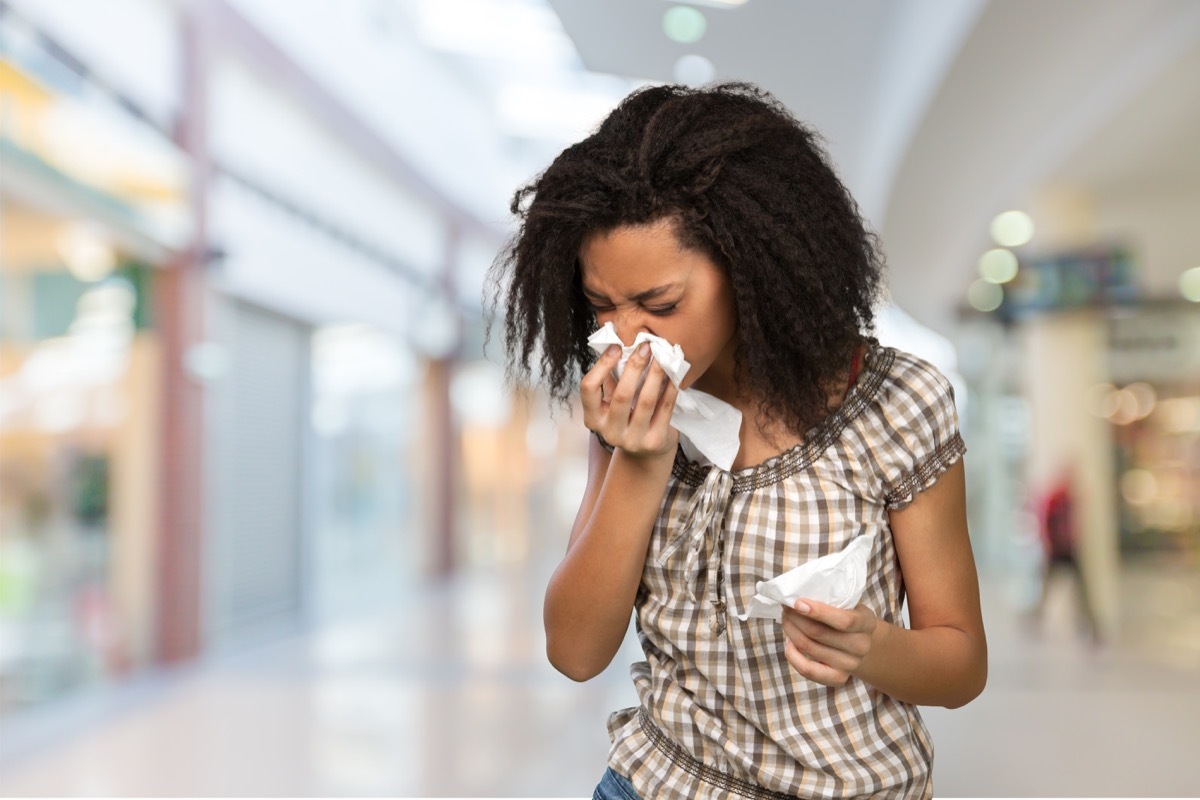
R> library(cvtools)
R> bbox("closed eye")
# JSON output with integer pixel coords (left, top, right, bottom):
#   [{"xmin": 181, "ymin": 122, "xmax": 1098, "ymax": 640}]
[{"xmin": 647, "ymin": 304, "xmax": 678, "ymax": 316}]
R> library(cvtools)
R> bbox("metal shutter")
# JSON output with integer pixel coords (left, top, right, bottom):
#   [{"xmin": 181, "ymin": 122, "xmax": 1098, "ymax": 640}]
[{"xmin": 207, "ymin": 300, "xmax": 309, "ymax": 647}]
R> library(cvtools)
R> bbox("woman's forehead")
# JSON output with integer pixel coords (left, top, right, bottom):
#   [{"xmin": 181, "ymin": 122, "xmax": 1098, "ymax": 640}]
[{"xmin": 579, "ymin": 221, "xmax": 697, "ymax": 288}]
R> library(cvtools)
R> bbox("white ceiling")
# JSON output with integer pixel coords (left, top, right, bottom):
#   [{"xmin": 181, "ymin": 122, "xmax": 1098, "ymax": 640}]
[
  {"xmin": 547, "ymin": 0, "xmax": 984, "ymax": 226},
  {"xmin": 545, "ymin": 0, "xmax": 1200, "ymax": 335},
  {"xmin": 1050, "ymin": 41, "xmax": 1200, "ymax": 196}
]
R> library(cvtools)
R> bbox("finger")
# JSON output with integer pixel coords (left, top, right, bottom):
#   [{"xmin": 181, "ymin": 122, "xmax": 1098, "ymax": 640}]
[
  {"xmin": 782, "ymin": 615, "xmax": 836, "ymax": 652},
  {"xmin": 627, "ymin": 359, "xmax": 668, "ymax": 434},
  {"xmin": 608, "ymin": 342, "xmax": 652, "ymax": 412},
  {"xmin": 600, "ymin": 373, "xmax": 618, "ymax": 408},
  {"xmin": 792, "ymin": 599, "xmax": 865, "ymax": 634},
  {"xmin": 784, "ymin": 609, "xmax": 838, "ymax": 640},
  {"xmin": 784, "ymin": 639, "xmax": 849, "ymax": 688},
  {"xmin": 580, "ymin": 346, "xmax": 621, "ymax": 414},
  {"xmin": 781, "ymin": 622, "xmax": 860, "ymax": 672},
  {"xmin": 649, "ymin": 376, "xmax": 680, "ymax": 428}
]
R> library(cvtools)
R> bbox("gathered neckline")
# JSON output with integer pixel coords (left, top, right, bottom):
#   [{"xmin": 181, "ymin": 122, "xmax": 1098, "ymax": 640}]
[{"xmin": 671, "ymin": 341, "xmax": 895, "ymax": 494}]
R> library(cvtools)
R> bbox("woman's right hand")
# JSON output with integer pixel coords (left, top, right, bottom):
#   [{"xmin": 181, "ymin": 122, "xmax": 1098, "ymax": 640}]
[{"xmin": 581, "ymin": 342, "xmax": 680, "ymax": 460}]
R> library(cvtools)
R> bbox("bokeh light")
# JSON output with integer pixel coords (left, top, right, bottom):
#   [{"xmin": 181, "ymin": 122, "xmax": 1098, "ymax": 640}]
[
  {"xmin": 1120, "ymin": 468, "xmax": 1158, "ymax": 506},
  {"xmin": 1155, "ymin": 397, "xmax": 1200, "ymax": 433},
  {"xmin": 967, "ymin": 278, "xmax": 1003, "ymax": 312},
  {"xmin": 674, "ymin": 54, "xmax": 716, "ymax": 85},
  {"xmin": 57, "ymin": 221, "xmax": 116, "ymax": 282},
  {"xmin": 990, "ymin": 210, "xmax": 1035, "ymax": 247},
  {"xmin": 663, "ymin": 6, "xmax": 707, "ymax": 44},
  {"xmin": 1084, "ymin": 382, "xmax": 1119, "ymax": 418},
  {"xmin": 978, "ymin": 248, "xmax": 1019, "ymax": 284},
  {"xmin": 1180, "ymin": 266, "xmax": 1200, "ymax": 302}
]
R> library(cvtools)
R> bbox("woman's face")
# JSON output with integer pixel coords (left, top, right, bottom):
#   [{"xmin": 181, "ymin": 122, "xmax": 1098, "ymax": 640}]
[{"xmin": 578, "ymin": 218, "xmax": 738, "ymax": 395}]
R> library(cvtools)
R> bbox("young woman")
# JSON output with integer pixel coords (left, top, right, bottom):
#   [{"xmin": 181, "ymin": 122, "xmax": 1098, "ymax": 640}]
[{"xmin": 489, "ymin": 82, "xmax": 986, "ymax": 799}]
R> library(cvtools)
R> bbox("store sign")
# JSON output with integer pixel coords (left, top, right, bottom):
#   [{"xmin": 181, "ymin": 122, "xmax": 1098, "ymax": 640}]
[
  {"xmin": 1108, "ymin": 308, "xmax": 1200, "ymax": 383},
  {"xmin": 1003, "ymin": 245, "xmax": 1137, "ymax": 316}
]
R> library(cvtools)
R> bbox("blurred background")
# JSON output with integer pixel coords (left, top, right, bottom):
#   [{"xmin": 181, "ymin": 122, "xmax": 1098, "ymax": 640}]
[{"xmin": 0, "ymin": 0, "xmax": 1197, "ymax": 796}]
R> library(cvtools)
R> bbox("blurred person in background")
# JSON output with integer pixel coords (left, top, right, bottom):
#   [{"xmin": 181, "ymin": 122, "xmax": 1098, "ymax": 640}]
[
  {"xmin": 1031, "ymin": 465, "xmax": 1102, "ymax": 646},
  {"xmin": 490, "ymin": 82, "xmax": 986, "ymax": 800}
]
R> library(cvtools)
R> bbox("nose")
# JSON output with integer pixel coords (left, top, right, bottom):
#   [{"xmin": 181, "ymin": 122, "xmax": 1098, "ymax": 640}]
[{"xmin": 610, "ymin": 310, "xmax": 651, "ymax": 348}]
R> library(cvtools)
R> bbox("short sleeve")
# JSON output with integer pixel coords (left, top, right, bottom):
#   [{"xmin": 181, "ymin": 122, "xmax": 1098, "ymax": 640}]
[{"xmin": 874, "ymin": 351, "xmax": 967, "ymax": 510}]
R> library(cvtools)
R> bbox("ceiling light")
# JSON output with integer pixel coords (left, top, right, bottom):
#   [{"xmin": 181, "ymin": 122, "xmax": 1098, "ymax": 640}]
[
  {"xmin": 663, "ymin": 6, "xmax": 707, "ymax": 44},
  {"xmin": 978, "ymin": 248, "xmax": 1019, "ymax": 284},
  {"xmin": 663, "ymin": 0, "xmax": 747, "ymax": 8},
  {"xmin": 990, "ymin": 210, "xmax": 1034, "ymax": 248},
  {"xmin": 674, "ymin": 54, "xmax": 715, "ymax": 85},
  {"xmin": 1179, "ymin": 266, "xmax": 1200, "ymax": 302},
  {"xmin": 967, "ymin": 279, "xmax": 1003, "ymax": 312}
]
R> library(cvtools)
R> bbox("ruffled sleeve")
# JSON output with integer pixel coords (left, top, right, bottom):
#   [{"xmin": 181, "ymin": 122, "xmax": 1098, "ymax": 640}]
[{"xmin": 872, "ymin": 351, "xmax": 967, "ymax": 511}]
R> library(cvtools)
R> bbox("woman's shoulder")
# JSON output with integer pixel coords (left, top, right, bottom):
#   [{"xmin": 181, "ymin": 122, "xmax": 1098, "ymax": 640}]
[
  {"xmin": 856, "ymin": 342, "xmax": 965, "ymax": 508},
  {"xmin": 863, "ymin": 342, "xmax": 957, "ymax": 415}
]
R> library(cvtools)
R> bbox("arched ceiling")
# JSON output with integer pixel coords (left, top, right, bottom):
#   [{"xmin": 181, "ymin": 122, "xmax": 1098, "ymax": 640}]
[
  {"xmin": 546, "ymin": 0, "xmax": 1200, "ymax": 335},
  {"xmin": 881, "ymin": 0, "xmax": 1200, "ymax": 334}
]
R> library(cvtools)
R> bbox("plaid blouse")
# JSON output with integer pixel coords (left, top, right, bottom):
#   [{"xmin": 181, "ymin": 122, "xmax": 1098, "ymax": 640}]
[{"xmin": 605, "ymin": 343, "xmax": 966, "ymax": 799}]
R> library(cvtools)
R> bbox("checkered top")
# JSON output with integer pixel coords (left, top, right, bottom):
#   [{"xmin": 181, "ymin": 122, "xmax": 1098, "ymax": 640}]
[{"xmin": 605, "ymin": 344, "xmax": 965, "ymax": 799}]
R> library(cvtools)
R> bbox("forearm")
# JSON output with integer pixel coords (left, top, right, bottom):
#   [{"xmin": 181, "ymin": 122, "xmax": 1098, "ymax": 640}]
[
  {"xmin": 854, "ymin": 619, "xmax": 987, "ymax": 708},
  {"xmin": 544, "ymin": 448, "xmax": 674, "ymax": 681}
]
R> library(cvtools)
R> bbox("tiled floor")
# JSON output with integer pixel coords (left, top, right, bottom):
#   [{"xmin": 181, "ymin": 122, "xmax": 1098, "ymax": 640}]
[{"xmin": 1, "ymin": 555, "xmax": 1197, "ymax": 797}]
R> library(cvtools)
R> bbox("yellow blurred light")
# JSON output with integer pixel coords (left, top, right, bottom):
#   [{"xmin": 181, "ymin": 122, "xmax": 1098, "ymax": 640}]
[
  {"xmin": 1120, "ymin": 469, "xmax": 1157, "ymax": 506},
  {"xmin": 990, "ymin": 210, "xmax": 1035, "ymax": 247},
  {"xmin": 1125, "ymin": 382, "xmax": 1157, "ymax": 420},
  {"xmin": 978, "ymin": 248, "xmax": 1019, "ymax": 284},
  {"xmin": 1180, "ymin": 266, "xmax": 1200, "ymax": 302},
  {"xmin": 1146, "ymin": 499, "xmax": 1192, "ymax": 531},
  {"xmin": 663, "ymin": 6, "xmax": 707, "ymax": 43},
  {"xmin": 1108, "ymin": 388, "xmax": 1142, "ymax": 425},
  {"xmin": 1155, "ymin": 397, "xmax": 1200, "ymax": 433},
  {"xmin": 966, "ymin": 279, "xmax": 1003, "ymax": 312}
]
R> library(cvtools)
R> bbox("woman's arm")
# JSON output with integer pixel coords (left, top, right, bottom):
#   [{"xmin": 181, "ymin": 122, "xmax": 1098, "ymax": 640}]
[
  {"xmin": 544, "ymin": 345, "xmax": 679, "ymax": 682},
  {"xmin": 781, "ymin": 460, "xmax": 987, "ymax": 707}
]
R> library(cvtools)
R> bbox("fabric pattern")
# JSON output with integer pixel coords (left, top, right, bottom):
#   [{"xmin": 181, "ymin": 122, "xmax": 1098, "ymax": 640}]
[{"xmin": 605, "ymin": 343, "xmax": 966, "ymax": 799}]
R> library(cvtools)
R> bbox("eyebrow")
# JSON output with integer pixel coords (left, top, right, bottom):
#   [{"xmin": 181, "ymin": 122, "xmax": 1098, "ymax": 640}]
[{"xmin": 581, "ymin": 283, "xmax": 681, "ymax": 303}]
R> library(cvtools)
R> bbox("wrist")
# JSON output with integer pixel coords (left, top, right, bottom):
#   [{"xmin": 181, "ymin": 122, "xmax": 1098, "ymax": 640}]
[
  {"xmin": 855, "ymin": 616, "xmax": 893, "ymax": 681},
  {"xmin": 594, "ymin": 429, "xmax": 678, "ymax": 465}
]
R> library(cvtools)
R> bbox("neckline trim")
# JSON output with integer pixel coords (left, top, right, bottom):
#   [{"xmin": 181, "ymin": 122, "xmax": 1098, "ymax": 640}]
[{"xmin": 671, "ymin": 341, "xmax": 895, "ymax": 494}]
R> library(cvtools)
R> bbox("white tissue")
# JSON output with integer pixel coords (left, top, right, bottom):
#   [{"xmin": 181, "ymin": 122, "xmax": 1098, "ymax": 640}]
[
  {"xmin": 737, "ymin": 533, "xmax": 877, "ymax": 622},
  {"xmin": 587, "ymin": 323, "xmax": 742, "ymax": 470}
]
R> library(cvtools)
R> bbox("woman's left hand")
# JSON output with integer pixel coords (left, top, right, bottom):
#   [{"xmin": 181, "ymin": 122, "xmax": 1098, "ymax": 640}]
[{"xmin": 781, "ymin": 600, "xmax": 878, "ymax": 687}]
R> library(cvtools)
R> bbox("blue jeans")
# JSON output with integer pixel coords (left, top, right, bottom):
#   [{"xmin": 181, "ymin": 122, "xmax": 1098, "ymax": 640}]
[{"xmin": 593, "ymin": 767, "xmax": 642, "ymax": 800}]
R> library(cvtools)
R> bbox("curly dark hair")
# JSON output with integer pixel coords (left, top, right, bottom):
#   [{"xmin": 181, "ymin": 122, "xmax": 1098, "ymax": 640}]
[{"xmin": 486, "ymin": 81, "xmax": 886, "ymax": 438}]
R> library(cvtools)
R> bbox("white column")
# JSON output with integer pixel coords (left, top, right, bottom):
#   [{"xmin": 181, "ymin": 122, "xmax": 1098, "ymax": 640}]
[{"xmin": 1020, "ymin": 310, "xmax": 1119, "ymax": 636}]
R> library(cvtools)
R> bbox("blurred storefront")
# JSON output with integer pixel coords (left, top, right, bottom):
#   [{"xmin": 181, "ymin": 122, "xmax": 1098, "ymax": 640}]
[
  {"xmin": 1106, "ymin": 303, "xmax": 1200, "ymax": 558},
  {"xmin": 959, "ymin": 230, "xmax": 1200, "ymax": 662},
  {"xmin": 0, "ymin": 0, "xmax": 520, "ymax": 722},
  {"xmin": 0, "ymin": 6, "xmax": 189, "ymax": 712}
]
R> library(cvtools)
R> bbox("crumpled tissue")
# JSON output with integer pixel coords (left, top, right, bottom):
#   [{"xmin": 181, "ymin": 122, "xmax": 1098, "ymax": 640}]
[
  {"xmin": 737, "ymin": 532, "xmax": 877, "ymax": 622},
  {"xmin": 587, "ymin": 322, "xmax": 742, "ymax": 470}
]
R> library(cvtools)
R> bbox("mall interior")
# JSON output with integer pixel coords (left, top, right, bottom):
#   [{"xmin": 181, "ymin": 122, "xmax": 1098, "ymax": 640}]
[{"xmin": 0, "ymin": 0, "xmax": 1198, "ymax": 796}]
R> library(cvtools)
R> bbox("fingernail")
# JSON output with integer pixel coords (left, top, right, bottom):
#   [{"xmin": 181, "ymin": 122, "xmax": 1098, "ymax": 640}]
[
  {"xmin": 606, "ymin": 345, "xmax": 619, "ymax": 357},
  {"xmin": 638, "ymin": 342, "xmax": 650, "ymax": 358},
  {"xmin": 795, "ymin": 601, "xmax": 811, "ymax": 614}
]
